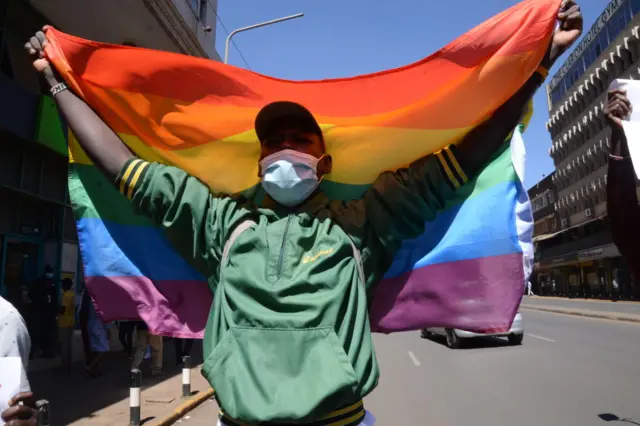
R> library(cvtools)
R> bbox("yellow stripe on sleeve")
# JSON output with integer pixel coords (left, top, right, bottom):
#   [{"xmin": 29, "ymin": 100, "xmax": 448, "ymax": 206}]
[
  {"xmin": 320, "ymin": 400, "xmax": 363, "ymax": 420},
  {"xmin": 443, "ymin": 146, "xmax": 468, "ymax": 184},
  {"xmin": 126, "ymin": 161, "xmax": 149, "ymax": 200},
  {"xmin": 329, "ymin": 410, "xmax": 366, "ymax": 426},
  {"xmin": 435, "ymin": 150, "xmax": 460, "ymax": 189},
  {"xmin": 119, "ymin": 159, "xmax": 142, "ymax": 195}
]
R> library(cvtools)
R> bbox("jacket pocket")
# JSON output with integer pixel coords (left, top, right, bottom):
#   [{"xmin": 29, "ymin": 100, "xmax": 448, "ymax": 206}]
[{"xmin": 202, "ymin": 326, "xmax": 358, "ymax": 423}]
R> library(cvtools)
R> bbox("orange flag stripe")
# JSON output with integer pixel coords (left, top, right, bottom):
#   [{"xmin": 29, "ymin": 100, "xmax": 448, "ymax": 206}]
[
  {"xmin": 67, "ymin": 51, "xmax": 537, "ymax": 151},
  {"xmin": 44, "ymin": 0, "xmax": 556, "ymax": 118}
]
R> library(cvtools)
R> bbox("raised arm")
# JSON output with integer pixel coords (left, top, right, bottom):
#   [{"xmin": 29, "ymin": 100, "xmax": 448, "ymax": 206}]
[
  {"xmin": 25, "ymin": 30, "xmax": 247, "ymax": 276},
  {"xmin": 604, "ymin": 89, "xmax": 640, "ymax": 252},
  {"xmin": 456, "ymin": 0, "xmax": 583, "ymax": 177},
  {"xmin": 25, "ymin": 30, "xmax": 133, "ymax": 180},
  {"xmin": 359, "ymin": 1, "xmax": 583, "ymax": 267}
]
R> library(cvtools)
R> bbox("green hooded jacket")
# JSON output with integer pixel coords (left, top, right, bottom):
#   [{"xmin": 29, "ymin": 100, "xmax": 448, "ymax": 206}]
[{"xmin": 115, "ymin": 145, "xmax": 466, "ymax": 424}]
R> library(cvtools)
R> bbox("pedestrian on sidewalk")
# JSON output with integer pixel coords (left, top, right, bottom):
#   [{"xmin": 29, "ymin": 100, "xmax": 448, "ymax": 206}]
[
  {"xmin": 605, "ymin": 89, "xmax": 640, "ymax": 285},
  {"xmin": 28, "ymin": 267, "xmax": 58, "ymax": 358},
  {"xmin": 173, "ymin": 338, "xmax": 194, "ymax": 367},
  {"xmin": 58, "ymin": 278, "xmax": 76, "ymax": 371},
  {"xmin": 131, "ymin": 321, "xmax": 163, "ymax": 376},
  {"xmin": 85, "ymin": 290, "xmax": 110, "ymax": 377},
  {"xmin": 527, "ymin": 281, "xmax": 535, "ymax": 296},
  {"xmin": 118, "ymin": 320, "xmax": 135, "ymax": 358},
  {"xmin": 78, "ymin": 287, "xmax": 93, "ymax": 371},
  {"xmin": 25, "ymin": 5, "xmax": 583, "ymax": 424}
]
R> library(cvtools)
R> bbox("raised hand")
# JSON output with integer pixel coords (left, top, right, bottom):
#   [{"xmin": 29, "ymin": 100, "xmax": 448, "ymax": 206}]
[
  {"xmin": 605, "ymin": 89, "xmax": 632, "ymax": 128},
  {"xmin": 24, "ymin": 27, "xmax": 59, "ymax": 87},
  {"xmin": 542, "ymin": 0, "xmax": 583, "ymax": 68}
]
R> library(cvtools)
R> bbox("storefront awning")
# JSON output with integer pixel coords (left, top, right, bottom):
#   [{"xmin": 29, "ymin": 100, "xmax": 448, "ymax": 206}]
[
  {"xmin": 533, "ymin": 231, "xmax": 563, "ymax": 242},
  {"xmin": 532, "ymin": 216, "xmax": 605, "ymax": 243}
]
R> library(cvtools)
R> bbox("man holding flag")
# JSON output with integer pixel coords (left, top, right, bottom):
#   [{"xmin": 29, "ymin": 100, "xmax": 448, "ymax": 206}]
[{"xmin": 24, "ymin": 1, "xmax": 581, "ymax": 424}]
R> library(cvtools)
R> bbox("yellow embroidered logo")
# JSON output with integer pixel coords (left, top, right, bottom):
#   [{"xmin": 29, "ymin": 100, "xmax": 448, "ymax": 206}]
[{"xmin": 303, "ymin": 248, "xmax": 335, "ymax": 264}]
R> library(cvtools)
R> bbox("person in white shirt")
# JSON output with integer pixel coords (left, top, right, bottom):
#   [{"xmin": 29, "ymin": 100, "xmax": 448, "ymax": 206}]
[
  {"xmin": 0, "ymin": 296, "xmax": 31, "ymax": 392},
  {"xmin": 0, "ymin": 296, "xmax": 36, "ymax": 425}
]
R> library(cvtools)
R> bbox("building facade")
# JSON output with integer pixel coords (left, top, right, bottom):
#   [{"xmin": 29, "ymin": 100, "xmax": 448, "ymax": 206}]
[
  {"xmin": 528, "ymin": 174, "xmax": 558, "ymax": 295},
  {"xmin": 0, "ymin": 0, "xmax": 218, "ymax": 311},
  {"xmin": 537, "ymin": 0, "xmax": 640, "ymax": 299}
]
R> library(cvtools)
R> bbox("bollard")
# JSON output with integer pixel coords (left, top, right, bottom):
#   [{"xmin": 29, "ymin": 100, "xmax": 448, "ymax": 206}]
[
  {"xmin": 35, "ymin": 399, "xmax": 50, "ymax": 426},
  {"xmin": 130, "ymin": 369, "xmax": 142, "ymax": 426},
  {"xmin": 182, "ymin": 355, "xmax": 191, "ymax": 398}
]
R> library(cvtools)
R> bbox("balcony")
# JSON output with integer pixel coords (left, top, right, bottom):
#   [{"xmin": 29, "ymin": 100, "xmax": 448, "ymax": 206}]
[
  {"xmin": 558, "ymin": 163, "xmax": 608, "ymax": 200},
  {"xmin": 30, "ymin": 0, "xmax": 219, "ymax": 59},
  {"xmin": 540, "ymin": 231, "xmax": 612, "ymax": 261}
]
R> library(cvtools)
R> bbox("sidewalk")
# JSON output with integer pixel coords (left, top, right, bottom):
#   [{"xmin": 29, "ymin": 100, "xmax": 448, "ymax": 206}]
[
  {"xmin": 521, "ymin": 295, "xmax": 640, "ymax": 323},
  {"xmin": 28, "ymin": 338, "xmax": 209, "ymax": 425},
  {"xmin": 179, "ymin": 397, "xmax": 219, "ymax": 425}
]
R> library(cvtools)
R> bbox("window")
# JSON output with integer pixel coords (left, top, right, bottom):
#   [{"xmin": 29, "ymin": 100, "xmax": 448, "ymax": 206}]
[
  {"xmin": 598, "ymin": 31, "xmax": 608, "ymax": 57},
  {"xmin": 622, "ymin": 47, "xmax": 633, "ymax": 69},
  {"xmin": 1, "ymin": 0, "xmax": 50, "ymax": 93},
  {"xmin": 188, "ymin": 0, "xmax": 208, "ymax": 25},
  {"xmin": 551, "ymin": 88, "xmax": 562, "ymax": 106},
  {"xmin": 0, "ymin": 46, "xmax": 12, "ymax": 78},
  {"xmin": 584, "ymin": 45, "xmax": 596, "ymax": 69},
  {"xmin": 199, "ymin": 0, "xmax": 208, "ymax": 25},
  {"xmin": 607, "ymin": 5, "xmax": 632, "ymax": 44},
  {"xmin": 0, "ymin": 0, "xmax": 12, "ymax": 79}
]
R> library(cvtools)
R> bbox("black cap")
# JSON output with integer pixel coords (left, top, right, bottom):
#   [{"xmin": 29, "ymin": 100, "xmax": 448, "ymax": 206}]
[{"xmin": 255, "ymin": 101, "xmax": 322, "ymax": 141}]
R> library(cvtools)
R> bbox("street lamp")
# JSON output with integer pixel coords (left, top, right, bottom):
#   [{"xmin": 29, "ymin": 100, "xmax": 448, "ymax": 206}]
[{"xmin": 224, "ymin": 13, "xmax": 304, "ymax": 64}]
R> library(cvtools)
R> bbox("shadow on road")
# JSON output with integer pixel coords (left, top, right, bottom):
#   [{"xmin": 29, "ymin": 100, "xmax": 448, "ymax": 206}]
[
  {"xmin": 421, "ymin": 333, "xmax": 517, "ymax": 350},
  {"xmin": 599, "ymin": 413, "xmax": 640, "ymax": 425},
  {"xmin": 29, "ymin": 339, "xmax": 204, "ymax": 425}
]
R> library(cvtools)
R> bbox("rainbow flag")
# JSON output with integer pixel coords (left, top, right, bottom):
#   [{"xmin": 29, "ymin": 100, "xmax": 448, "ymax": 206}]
[{"xmin": 45, "ymin": 0, "xmax": 556, "ymax": 338}]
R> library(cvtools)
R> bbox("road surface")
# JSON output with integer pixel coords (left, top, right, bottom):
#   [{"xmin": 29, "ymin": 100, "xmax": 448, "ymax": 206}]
[{"xmin": 184, "ymin": 310, "xmax": 640, "ymax": 425}]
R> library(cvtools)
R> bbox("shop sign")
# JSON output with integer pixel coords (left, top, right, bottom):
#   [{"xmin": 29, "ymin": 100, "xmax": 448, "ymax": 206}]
[
  {"xmin": 20, "ymin": 225, "xmax": 40, "ymax": 236},
  {"xmin": 577, "ymin": 248, "xmax": 605, "ymax": 260}
]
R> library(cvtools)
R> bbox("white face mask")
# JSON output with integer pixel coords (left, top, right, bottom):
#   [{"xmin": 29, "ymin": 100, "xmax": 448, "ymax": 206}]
[{"xmin": 260, "ymin": 149, "xmax": 323, "ymax": 207}]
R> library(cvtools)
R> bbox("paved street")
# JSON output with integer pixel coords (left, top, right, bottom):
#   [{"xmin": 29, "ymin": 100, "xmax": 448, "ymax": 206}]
[{"xmin": 184, "ymin": 310, "xmax": 640, "ymax": 426}]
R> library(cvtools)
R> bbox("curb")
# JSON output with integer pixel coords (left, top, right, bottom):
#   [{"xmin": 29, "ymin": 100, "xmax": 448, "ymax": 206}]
[
  {"xmin": 525, "ymin": 296, "xmax": 640, "ymax": 305},
  {"xmin": 521, "ymin": 306, "xmax": 640, "ymax": 324},
  {"xmin": 151, "ymin": 388, "xmax": 215, "ymax": 426}
]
